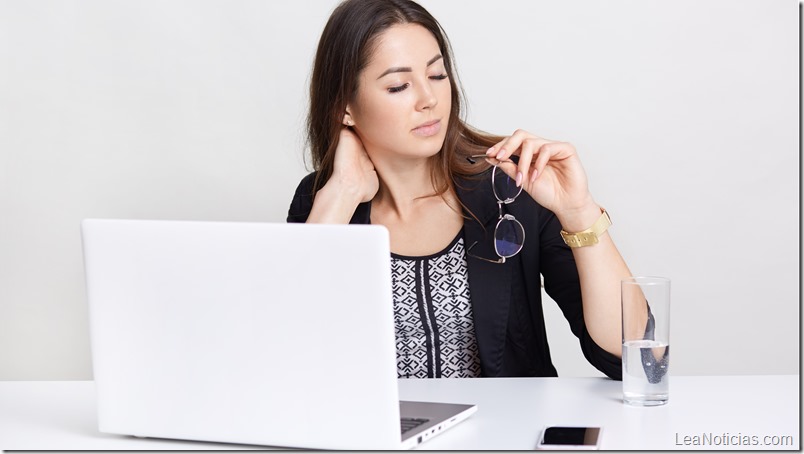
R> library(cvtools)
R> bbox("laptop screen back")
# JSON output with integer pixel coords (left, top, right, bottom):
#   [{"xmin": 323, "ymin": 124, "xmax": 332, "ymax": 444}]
[{"xmin": 82, "ymin": 220, "xmax": 402, "ymax": 449}]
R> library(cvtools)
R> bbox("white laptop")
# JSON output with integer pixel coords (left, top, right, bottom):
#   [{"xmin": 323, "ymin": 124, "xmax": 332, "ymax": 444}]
[{"xmin": 81, "ymin": 219, "xmax": 476, "ymax": 450}]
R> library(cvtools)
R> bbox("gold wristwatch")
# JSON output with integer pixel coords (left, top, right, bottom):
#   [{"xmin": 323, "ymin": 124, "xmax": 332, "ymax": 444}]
[{"xmin": 560, "ymin": 208, "xmax": 611, "ymax": 248}]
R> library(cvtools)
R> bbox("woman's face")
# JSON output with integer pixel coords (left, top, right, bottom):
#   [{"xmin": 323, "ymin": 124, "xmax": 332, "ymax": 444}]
[{"xmin": 346, "ymin": 23, "xmax": 451, "ymax": 162}]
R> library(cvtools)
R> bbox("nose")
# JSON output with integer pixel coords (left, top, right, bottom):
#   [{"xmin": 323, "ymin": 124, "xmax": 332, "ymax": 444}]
[{"xmin": 415, "ymin": 81, "xmax": 438, "ymax": 111}]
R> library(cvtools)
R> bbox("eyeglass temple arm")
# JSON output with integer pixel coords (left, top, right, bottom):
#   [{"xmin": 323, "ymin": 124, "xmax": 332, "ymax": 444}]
[
  {"xmin": 465, "ymin": 154, "xmax": 519, "ymax": 165},
  {"xmin": 466, "ymin": 240, "xmax": 507, "ymax": 264}
]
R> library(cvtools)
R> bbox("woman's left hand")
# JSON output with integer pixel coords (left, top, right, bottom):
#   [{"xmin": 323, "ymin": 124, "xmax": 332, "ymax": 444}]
[
  {"xmin": 487, "ymin": 129, "xmax": 596, "ymax": 220},
  {"xmin": 490, "ymin": 131, "xmax": 631, "ymax": 358}
]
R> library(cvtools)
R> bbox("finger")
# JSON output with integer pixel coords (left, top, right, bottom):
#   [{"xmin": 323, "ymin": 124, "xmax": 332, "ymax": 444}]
[
  {"xmin": 495, "ymin": 159, "xmax": 518, "ymax": 182},
  {"xmin": 517, "ymin": 137, "xmax": 553, "ymax": 186},
  {"xmin": 484, "ymin": 156, "xmax": 502, "ymax": 166},
  {"xmin": 494, "ymin": 129, "xmax": 527, "ymax": 161},
  {"xmin": 485, "ymin": 139, "xmax": 504, "ymax": 157},
  {"xmin": 495, "ymin": 136, "xmax": 552, "ymax": 186},
  {"xmin": 529, "ymin": 144, "xmax": 552, "ymax": 184},
  {"xmin": 530, "ymin": 142, "xmax": 575, "ymax": 184},
  {"xmin": 489, "ymin": 129, "xmax": 537, "ymax": 162}
]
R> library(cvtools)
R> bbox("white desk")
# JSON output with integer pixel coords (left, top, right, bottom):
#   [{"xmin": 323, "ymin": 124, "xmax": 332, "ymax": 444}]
[{"xmin": 0, "ymin": 376, "xmax": 799, "ymax": 450}]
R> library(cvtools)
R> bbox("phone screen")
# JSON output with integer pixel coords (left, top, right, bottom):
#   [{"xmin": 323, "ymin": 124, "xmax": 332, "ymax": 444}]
[{"xmin": 541, "ymin": 426, "xmax": 601, "ymax": 446}]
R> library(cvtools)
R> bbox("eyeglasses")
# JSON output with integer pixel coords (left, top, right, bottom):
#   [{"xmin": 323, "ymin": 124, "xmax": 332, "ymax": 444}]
[{"xmin": 465, "ymin": 155, "xmax": 526, "ymax": 264}]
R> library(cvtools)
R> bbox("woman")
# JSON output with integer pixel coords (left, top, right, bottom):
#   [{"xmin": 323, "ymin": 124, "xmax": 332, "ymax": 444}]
[{"xmin": 288, "ymin": 0, "xmax": 641, "ymax": 379}]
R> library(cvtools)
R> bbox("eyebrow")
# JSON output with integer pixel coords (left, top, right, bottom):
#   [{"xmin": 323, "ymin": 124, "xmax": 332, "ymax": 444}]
[{"xmin": 377, "ymin": 54, "xmax": 443, "ymax": 79}]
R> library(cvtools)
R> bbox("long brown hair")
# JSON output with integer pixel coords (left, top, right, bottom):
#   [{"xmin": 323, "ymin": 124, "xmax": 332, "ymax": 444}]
[{"xmin": 307, "ymin": 0, "xmax": 501, "ymax": 198}]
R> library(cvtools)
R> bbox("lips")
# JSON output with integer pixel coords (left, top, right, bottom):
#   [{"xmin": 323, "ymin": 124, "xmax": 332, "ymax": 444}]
[{"xmin": 412, "ymin": 119, "xmax": 442, "ymax": 137}]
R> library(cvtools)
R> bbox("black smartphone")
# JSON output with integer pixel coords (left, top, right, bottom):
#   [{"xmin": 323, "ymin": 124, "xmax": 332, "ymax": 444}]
[{"xmin": 536, "ymin": 426, "xmax": 602, "ymax": 450}]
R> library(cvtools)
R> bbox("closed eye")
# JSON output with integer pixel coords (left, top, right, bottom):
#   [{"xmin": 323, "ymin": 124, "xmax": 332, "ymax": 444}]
[
  {"xmin": 387, "ymin": 74, "xmax": 447, "ymax": 94},
  {"xmin": 388, "ymin": 83, "xmax": 409, "ymax": 93}
]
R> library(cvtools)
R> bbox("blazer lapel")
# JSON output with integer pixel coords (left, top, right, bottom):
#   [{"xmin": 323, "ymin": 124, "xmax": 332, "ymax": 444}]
[{"xmin": 456, "ymin": 174, "xmax": 513, "ymax": 376}]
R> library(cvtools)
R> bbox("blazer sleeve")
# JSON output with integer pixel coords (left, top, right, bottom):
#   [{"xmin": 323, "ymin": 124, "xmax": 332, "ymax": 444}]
[{"xmin": 538, "ymin": 210, "xmax": 623, "ymax": 380}]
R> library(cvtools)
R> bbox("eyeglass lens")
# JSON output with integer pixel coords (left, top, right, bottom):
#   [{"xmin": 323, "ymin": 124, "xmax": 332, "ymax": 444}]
[
  {"xmin": 491, "ymin": 166, "xmax": 525, "ymax": 258},
  {"xmin": 492, "ymin": 165, "xmax": 523, "ymax": 203},
  {"xmin": 495, "ymin": 215, "xmax": 525, "ymax": 257}
]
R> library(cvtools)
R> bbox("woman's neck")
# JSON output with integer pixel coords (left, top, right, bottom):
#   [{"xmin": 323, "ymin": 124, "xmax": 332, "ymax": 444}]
[{"xmin": 370, "ymin": 155, "xmax": 446, "ymax": 217}]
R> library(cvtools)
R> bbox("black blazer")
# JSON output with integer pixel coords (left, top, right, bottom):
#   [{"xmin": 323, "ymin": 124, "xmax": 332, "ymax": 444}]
[{"xmin": 287, "ymin": 171, "xmax": 621, "ymax": 379}]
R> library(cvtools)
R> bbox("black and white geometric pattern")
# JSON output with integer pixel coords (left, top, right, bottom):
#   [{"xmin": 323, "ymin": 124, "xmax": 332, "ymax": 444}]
[{"xmin": 391, "ymin": 234, "xmax": 481, "ymax": 378}]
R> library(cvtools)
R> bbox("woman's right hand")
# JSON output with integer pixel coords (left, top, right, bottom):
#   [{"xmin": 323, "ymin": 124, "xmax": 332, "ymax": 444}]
[
  {"xmin": 307, "ymin": 128, "xmax": 378, "ymax": 224},
  {"xmin": 328, "ymin": 127, "xmax": 379, "ymax": 204}
]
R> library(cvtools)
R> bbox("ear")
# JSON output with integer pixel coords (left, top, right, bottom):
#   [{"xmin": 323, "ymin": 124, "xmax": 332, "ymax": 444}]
[{"xmin": 342, "ymin": 108, "xmax": 355, "ymax": 127}]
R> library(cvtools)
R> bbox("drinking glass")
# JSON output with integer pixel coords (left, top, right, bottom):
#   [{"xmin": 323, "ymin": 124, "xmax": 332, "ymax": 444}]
[{"xmin": 621, "ymin": 276, "xmax": 670, "ymax": 406}]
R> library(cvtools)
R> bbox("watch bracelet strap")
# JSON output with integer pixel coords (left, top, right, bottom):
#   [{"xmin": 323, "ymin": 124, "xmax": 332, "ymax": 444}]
[{"xmin": 560, "ymin": 208, "xmax": 611, "ymax": 248}]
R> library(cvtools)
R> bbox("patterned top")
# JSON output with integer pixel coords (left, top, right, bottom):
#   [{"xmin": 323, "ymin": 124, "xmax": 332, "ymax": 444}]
[{"xmin": 391, "ymin": 233, "xmax": 482, "ymax": 378}]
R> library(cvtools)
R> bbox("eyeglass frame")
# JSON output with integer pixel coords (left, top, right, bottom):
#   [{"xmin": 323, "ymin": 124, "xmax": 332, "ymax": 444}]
[{"xmin": 464, "ymin": 154, "xmax": 526, "ymax": 264}]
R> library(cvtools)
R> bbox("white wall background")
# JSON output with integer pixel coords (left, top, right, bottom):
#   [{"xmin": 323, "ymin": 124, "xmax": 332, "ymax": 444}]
[{"xmin": 0, "ymin": 0, "xmax": 798, "ymax": 380}]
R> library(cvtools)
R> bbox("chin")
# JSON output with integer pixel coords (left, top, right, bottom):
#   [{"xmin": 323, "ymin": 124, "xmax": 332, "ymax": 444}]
[
  {"xmin": 371, "ymin": 134, "xmax": 447, "ymax": 160},
  {"xmin": 417, "ymin": 133, "xmax": 448, "ymax": 156},
  {"xmin": 417, "ymin": 141, "xmax": 447, "ymax": 159}
]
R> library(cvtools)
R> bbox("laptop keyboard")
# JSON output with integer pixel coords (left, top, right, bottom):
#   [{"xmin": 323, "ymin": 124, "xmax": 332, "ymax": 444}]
[{"xmin": 400, "ymin": 417, "xmax": 430, "ymax": 434}]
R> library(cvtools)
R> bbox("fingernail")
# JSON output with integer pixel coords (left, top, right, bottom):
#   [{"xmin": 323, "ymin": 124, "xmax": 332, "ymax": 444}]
[
  {"xmin": 530, "ymin": 169, "xmax": 538, "ymax": 183},
  {"xmin": 516, "ymin": 171, "xmax": 523, "ymax": 187},
  {"xmin": 486, "ymin": 147, "xmax": 495, "ymax": 156},
  {"xmin": 496, "ymin": 148, "xmax": 506, "ymax": 159}
]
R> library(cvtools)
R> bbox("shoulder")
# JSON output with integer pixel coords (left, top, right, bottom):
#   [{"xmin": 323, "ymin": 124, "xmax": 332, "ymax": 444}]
[
  {"xmin": 294, "ymin": 171, "xmax": 318, "ymax": 196},
  {"xmin": 287, "ymin": 171, "xmax": 318, "ymax": 223},
  {"xmin": 453, "ymin": 169, "xmax": 493, "ymax": 207}
]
